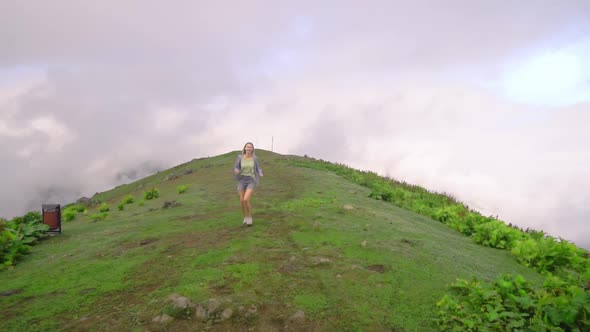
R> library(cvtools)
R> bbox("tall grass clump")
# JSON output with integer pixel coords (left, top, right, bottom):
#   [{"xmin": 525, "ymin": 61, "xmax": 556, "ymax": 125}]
[
  {"xmin": 144, "ymin": 188, "xmax": 160, "ymax": 200},
  {"xmin": 177, "ymin": 184, "xmax": 189, "ymax": 194},
  {"xmin": 99, "ymin": 203, "xmax": 110, "ymax": 212},
  {"xmin": 122, "ymin": 195, "xmax": 134, "ymax": 204},
  {"xmin": 90, "ymin": 212, "xmax": 109, "ymax": 222},
  {"xmin": 62, "ymin": 204, "xmax": 87, "ymax": 222}
]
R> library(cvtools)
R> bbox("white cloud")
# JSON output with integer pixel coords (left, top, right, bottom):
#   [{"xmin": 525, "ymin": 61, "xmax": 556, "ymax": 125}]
[
  {"xmin": 0, "ymin": 0, "xmax": 588, "ymax": 249},
  {"xmin": 150, "ymin": 108, "xmax": 188, "ymax": 134},
  {"xmin": 29, "ymin": 116, "xmax": 74, "ymax": 149},
  {"xmin": 0, "ymin": 119, "xmax": 30, "ymax": 138}
]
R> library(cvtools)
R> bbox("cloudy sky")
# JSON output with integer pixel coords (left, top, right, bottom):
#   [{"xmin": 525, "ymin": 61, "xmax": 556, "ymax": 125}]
[{"xmin": 1, "ymin": 1, "xmax": 589, "ymax": 248}]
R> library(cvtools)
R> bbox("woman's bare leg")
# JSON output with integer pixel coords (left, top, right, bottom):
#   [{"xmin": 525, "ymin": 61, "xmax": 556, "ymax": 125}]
[
  {"xmin": 244, "ymin": 189, "xmax": 254, "ymax": 218},
  {"xmin": 238, "ymin": 190, "xmax": 246, "ymax": 218}
]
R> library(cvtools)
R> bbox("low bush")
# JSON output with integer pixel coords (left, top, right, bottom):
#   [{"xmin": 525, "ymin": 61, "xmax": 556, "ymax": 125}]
[
  {"xmin": 437, "ymin": 274, "xmax": 590, "ymax": 331},
  {"xmin": 177, "ymin": 185, "xmax": 189, "ymax": 194},
  {"xmin": 1, "ymin": 211, "xmax": 49, "ymax": 269},
  {"xmin": 471, "ymin": 220, "xmax": 524, "ymax": 249},
  {"xmin": 144, "ymin": 188, "xmax": 160, "ymax": 200},
  {"xmin": 99, "ymin": 203, "xmax": 110, "ymax": 212},
  {"xmin": 122, "ymin": 195, "xmax": 134, "ymax": 204},
  {"xmin": 90, "ymin": 212, "xmax": 109, "ymax": 222},
  {"xmin": 512, "ymin": 237, "xmax": 588, "ymax": 273},
  {"xmin": 62, "ymin": 208, "xmax": 77, "ymax": 222}
]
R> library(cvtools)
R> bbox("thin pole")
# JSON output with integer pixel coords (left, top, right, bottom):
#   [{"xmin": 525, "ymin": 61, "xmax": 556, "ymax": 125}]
[{"xmin": 271, "ymin": 136, "xmax": 274, "ymax": 152}]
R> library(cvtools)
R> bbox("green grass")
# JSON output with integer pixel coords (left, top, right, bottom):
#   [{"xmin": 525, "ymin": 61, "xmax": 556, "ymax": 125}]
[{"xmin": 0, "ymin": 150, "xmax": 545, "ymax": 331}]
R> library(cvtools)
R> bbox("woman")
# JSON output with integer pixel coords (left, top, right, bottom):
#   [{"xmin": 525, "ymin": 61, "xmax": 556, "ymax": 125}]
[{"xmin": 234, "ymin": 142, "xmax": 263, "ymax": 226}]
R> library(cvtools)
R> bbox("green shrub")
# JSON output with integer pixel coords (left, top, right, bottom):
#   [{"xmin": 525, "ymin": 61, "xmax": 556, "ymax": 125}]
[
  {"xmin": 99, "ymin": 203, "xmax": 110, "ymax": 212},
  {"xmin": 24, "ymin": 211, "xmax": 42, "ymax": 223},
  {"xmin": 62, "ymin": 204, "xmax": 89, "ymax": 222},
  {"xmin": 448, "ymin": 213, "xmax": 489, "ymax": 236},
  {"xmin": 144, "ymin": 188, "xmax": 160, "ymax": 200},
  {"xmin": 368, "ymin": 183, "xmax": 394, "ymax": 201},
  {"xmin": 122, "ymin": 195, "xmax": 134, "ymax": 204},
  {"xmin": 70, "ymin": 204, "xmax": 86, "ymax": 212},
  {"xmin": 437, "ymin": 274, "xmax": 590, "ymax": 331},
  {"xmin": 90, "ymin": 212, "xmax": 109, "ymax": 222},
  {"xmin": 471, "ymin": 220, "xmax": 523, "ymax": 249},
  {"xmin": 1, "ymin": 212, "xmax": 49, "ymax": 269},
  {"xmin": 10, "ymin": 211, "xmax": 42, "ymax": 226},
  {"xmin": 177, "ymin": 184, "xmax": 189, "ymax": 194},
  {"xmin": 138, "ymin": 200, "xmax": 145, "ymax": 207},
  {"xmin": 512, "ymin": 237, "xmax": 588, "ymax": 273},
  {"xmin": 433, "ymin": 206, "xmax": 455, "ymax": 224},
  {"xmin": 18, "ymin": 221, "xmax": 49, "ymax": 245},
  {"xmin": 62, "ymin": 208, "xmax": 77, "ymax": 222},
  {"xmin": 117, "ymin": 203, "xmax": 125, "ymax": 211},
  {"xmin": 1, "ymin": 228, "xmax": 29, "ymax": 270}
]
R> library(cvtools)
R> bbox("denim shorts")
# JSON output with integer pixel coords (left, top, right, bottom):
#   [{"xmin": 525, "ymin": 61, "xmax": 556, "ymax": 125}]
[{"xmin": 237, "ymin": 176, "xmax": 256, "ymax": 191}]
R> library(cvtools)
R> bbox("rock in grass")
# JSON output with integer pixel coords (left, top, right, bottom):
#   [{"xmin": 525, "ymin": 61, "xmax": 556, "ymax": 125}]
[
  {"xmin": 208, "ymin": 298, "xmax": 222, "ymax": 314},
  {"xmin": 289, "ymin": 310, "xmax": 305, "ymax": 323},
  {"xmin": 172, "ymin": 296, "xmax": 191, "ymax": 309},
  {"xmin": 245, "ymin": 305, "xmax": 258, "ymax": 317},
  {"xmin": 195, "ymin": 305, "xmax": 207, "ymax": 320},
  {"xmin": 152, "ymin": 314, "xmax": 173, "ymax": 323},
  {"xmin": 221, "ymin": 308, "xmax": 233, "ymax": 320},
  {"xmin": 167, "ymin": 293, "xmax": 181, "ymax": 302},
  {"xmin": 312, "ymin": 257, "xmax": 331, "ymax": 265},
  {"xmin": 162, "ymin": 200, "xmax": 182, "ymax": 209}
]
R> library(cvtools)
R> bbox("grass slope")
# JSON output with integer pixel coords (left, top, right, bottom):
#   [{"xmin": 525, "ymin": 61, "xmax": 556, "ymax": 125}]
[{"xmin": 0, "ymin": 150, "xmax": 544, "ymax": 331}]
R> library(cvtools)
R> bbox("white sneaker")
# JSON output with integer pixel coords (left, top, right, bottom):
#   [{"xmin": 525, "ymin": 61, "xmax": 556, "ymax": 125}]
[
  {"xmin": 246, "ymin": 217, "xmax": 253, "ymax": 226},
  {"xmin": 242, "ymin": 218, "xmax": 247, "ymax": 225}
]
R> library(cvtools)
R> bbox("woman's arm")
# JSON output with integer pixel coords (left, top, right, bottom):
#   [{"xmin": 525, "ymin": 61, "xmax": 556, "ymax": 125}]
[
  {"xmin": 255, "ymin": 157, "xmax": 263, "ymax": 177},
  {"xmin": 234, "ymin": 155, "xmax": 241, "ymax": 174}
]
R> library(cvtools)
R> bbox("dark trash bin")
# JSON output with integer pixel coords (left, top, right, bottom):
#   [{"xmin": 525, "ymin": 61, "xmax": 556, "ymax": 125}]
[{"xmin": 42, "ymin": 204, "xmax": 61, "ymax": 233}]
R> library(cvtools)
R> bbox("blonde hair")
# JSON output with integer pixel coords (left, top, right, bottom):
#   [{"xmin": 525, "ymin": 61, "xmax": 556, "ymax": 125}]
[{"xmin": 242, "ymin": 142, "xmax": 255, "ymax": 155}]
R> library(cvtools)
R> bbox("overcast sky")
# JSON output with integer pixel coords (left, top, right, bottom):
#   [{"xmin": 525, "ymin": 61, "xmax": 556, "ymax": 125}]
[{"xmin": 1, "ymin": 0, "xmax": 589, "ymax": 249}]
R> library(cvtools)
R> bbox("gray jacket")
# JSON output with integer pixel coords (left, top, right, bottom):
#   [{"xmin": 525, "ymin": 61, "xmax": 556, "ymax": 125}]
[{"xmin": 234, "ymin": 154, "xmax": 263, "ymax": 183}]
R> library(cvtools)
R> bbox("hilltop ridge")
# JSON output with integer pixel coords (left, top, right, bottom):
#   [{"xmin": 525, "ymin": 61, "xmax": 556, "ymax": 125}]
[{"xmin": 1, "ymin": 150, "xmax": 586, "ymax": 331}]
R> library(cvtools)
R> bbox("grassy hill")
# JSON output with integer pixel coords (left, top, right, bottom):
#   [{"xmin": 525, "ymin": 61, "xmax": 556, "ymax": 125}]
[{"xmin": 0, "ymin": 150, "xmax": 552, "ymax": 331}]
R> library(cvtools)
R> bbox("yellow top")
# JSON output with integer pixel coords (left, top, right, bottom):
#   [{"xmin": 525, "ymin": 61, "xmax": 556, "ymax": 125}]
[{"xmin": 240, "ymin": 157, "xmax": 255, "ymax": 177}]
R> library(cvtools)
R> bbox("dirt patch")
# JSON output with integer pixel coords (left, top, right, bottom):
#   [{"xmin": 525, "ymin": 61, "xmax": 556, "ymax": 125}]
[
  {"xmin": 139, "ymin": 238, "xmax": 158, "ymax": 246},
  {"xmin": 211, "ymin": 282, "xmax": 234, "ymax": 296},
  {"xmin": 159, "ymin": 302, "xmax": 327, "ymax": 332},
  {"xmin": 109, "ymin": 237, "xmax": 159, "ymax": 256},
  {"xmin": 367, "ymin": 264, "xmax": 388, "ymax": 273},
  {"xmin": 162, "ymin": 200, "xmax": 182, "ymax": 209},
  {"xmin": 79, "ymin": 288, "xmax": 96, "ymax": 295},
  {"xmin": 48, "ymin": 290, "xmax": 66, "ymax": 297},
  {"xmin": 278, "ymin": 264, "xmax": 299, "ymax": 274},
  {"xmin": 163, "ymin": 227, "xmax": 236, "ymax": 255},
  {"xmin": 400, "ymin": 238, "xmax": 417, "ymax": 246},
  {"xmin": 0, "ymin": 289, "xmax": 22, "ymax": 297}
]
